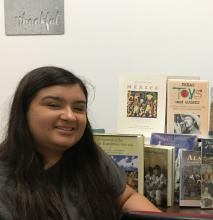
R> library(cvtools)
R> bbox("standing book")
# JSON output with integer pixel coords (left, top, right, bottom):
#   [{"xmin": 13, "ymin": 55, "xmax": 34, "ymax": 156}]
[
  {"xmin": 150, "ymin": 132, "xmax": 197, "ymax": 203},
  {"xmin": 93, "ymin": 133, "xmax": 144, "ymax": 195},
  {"xmin": 144, "ymin": 144, "xmax": 175, "ymax": 207},
  {"xmin": 117, "ymin": 75, "xmax": 167, "ymax": 138},
  {"xmin": 167, "ymin": 79, "xmax": 209, "ymax": 137},
  {"xmin": 200, "ymin": 138, "xmax": 213, "ymax": 209},
  {"xmin": 179, "ymin": 149, "xmax": 201, "ymax": 207},
  {"xmin": 209, "ymin": 87, "xmax": 213, "ymax": 137}
]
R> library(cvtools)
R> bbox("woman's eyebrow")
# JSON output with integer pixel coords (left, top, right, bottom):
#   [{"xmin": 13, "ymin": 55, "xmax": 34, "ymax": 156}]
[
  {"xmin": 41, "ymin": 96, "xmax": 87, "ymax": 104},
  {"xmin": 41, "ymin": 96, "xmax": 63, "ymax": 101}
]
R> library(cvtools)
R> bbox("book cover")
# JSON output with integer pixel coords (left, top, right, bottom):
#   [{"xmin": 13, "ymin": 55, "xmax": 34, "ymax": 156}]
[
  {"xmin": 167, "ymin": 79, "xmax": 209, "ymax": 137},
  {"xmin": 208, "ymin": 87, "xmax": 213, "ymax": 137},
  {"xmin": 201, "ymin": 138, "xmax": 213, "ymax": 209},
  {"xmin": 144, "ymin": 144, "xmax": 175, "ymax": 207},
  {"xmin": 93, "ymin": 133, "xmax": 144, "ymax": 195},
  {"xmin": 179, "ymin": 149, "xmax": 201, "ymax": 207},
  {"xmin": 150, "ymin": 133, "xmax": 197, "ymax": 203},
  {"xmin": 117, "ymin": 75, "xmax": 167, "ymax": 138}
]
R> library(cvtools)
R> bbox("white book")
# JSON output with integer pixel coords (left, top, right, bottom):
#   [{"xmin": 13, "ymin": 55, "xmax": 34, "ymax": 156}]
[
  {"xmin": 93, "ymin": 133, "xmax": 144, "ymax": 195},
  {"xmin": 144, "ymin": 144, "xmax": 175, "ymax": 207},
  {"xmin": 117, "ymin": 75, "xmax": 167, "ymax": 138},
  {"xmin": 167, "ymin": 79, "xmax": 209, "ymax": 138}
]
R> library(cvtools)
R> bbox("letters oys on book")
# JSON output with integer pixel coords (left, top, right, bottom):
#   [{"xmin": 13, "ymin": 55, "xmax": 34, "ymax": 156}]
[{"xmin": 167, "ymin": 79, "xmax": 209, "ymax": 138}]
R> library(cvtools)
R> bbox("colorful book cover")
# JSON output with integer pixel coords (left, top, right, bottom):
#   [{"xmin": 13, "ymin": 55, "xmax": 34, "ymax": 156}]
[
  {"xmin": 179, "ymin": 149, "xmax": 201, "ymax": 207},
  {"xmin": 201, "ymin": 138, "xmax": 213, "ymax": 209},
  {"xmin": 144, "ymin": 144, "xmax": 175, "ymax": 207},
  {"xmin": 93, "ymin": 133, "xmax": 144, "ymax": 195},
  {"xmin": 167, "ymin": 79, "xmax": 209, "ymax": 137},
  {"xmin": 117, "ymin": 75, "xmax": 167, "ymax": 138},
  {"xmin": 150, "ymin": 133, "xmax": 197, "ymax": 203}
]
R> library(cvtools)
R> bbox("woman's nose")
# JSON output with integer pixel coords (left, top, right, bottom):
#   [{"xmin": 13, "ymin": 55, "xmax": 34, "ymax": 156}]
[{"xmin": 60, "ymin": 107, "xmax": 76, "ymax": 121}]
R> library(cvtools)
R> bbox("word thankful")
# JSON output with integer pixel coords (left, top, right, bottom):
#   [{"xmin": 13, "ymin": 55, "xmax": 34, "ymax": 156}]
[{"xmin": 14, "ymin": 10, "xmax": 60, "ymax": 31}]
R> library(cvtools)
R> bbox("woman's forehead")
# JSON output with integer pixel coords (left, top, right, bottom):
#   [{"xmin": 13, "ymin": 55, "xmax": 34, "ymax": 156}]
[{"xmin": 34, "ymin": 84, "xmax": 86, "ymax": 101}]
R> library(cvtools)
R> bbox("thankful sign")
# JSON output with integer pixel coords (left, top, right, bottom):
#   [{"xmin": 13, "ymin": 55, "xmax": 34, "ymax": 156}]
[{"xmin": 4, "ymin": 0, "xmax": 64, "ymax": 35}]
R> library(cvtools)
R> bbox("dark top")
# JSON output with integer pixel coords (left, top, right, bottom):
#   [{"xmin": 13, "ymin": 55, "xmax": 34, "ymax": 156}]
[{"xmin": 0, "ymin": 150, "xmax": 126, "ymax": 220}]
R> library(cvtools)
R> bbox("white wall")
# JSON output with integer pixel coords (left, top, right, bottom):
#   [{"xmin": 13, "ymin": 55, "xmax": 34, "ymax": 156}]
[{"xmin": 0, "ymin": 0, "xmax": 213, "ymax": 135}]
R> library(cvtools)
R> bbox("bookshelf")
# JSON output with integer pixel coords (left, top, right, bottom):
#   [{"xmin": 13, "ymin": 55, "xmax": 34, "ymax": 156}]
[{"xmin": 160, "ymin": 205, "xmax": 213, "ymax": 215}]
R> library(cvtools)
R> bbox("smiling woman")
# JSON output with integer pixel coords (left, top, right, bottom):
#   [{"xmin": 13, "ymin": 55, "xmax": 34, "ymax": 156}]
[
  {"xmin": 0, "ymin": 66, "xmax": 160, "ymax": 220},
  {"xmin": 27, "ymin": 84, "xmax": 87, "ymax": 168}
]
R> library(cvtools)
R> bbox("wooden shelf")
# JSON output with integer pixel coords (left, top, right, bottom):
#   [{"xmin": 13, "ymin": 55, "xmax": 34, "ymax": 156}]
[{"xmin": 160, "ymin": 204, "xmax": 213, "ymax": 215}]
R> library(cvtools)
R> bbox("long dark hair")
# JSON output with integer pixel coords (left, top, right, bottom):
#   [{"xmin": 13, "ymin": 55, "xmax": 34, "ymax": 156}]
[{"xmin": 0, "ymin": 66, "xmax": 119, "ymax": 220}]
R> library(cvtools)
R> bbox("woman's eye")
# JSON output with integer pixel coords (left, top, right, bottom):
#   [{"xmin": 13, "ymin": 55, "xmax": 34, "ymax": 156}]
[
  {"xmin": 74, "ymin": 107, "xmax": 83, "ymax": 111},
  {"xmin": 73, "ymin": 106, "xmax": 86, "ymax": 112},
  {"xmin": 47, "ymin": 103, "xmax": 61, "ymax": 108}
]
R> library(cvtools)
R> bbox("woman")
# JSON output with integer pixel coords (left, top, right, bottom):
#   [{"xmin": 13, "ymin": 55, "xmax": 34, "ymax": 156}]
[{"xmin": 0, "ymin": 66, "xmax": 159, "ymax": 220}]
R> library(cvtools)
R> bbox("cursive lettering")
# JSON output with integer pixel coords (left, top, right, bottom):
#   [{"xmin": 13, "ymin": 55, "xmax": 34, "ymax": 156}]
[{"xmin": 14, "ymin": 10, "xmax": 60, "ymax": 31}]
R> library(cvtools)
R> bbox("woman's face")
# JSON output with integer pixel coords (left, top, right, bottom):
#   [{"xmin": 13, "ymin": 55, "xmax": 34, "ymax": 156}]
[{"xmin": 27, "ymin": 84, "xmax": 87, "ymax": 165}]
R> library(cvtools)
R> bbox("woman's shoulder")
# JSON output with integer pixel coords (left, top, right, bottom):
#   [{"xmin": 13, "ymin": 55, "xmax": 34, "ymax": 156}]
[{"xmin": 96, "ymin": 147, "xmax": 127, "ymax": 195}]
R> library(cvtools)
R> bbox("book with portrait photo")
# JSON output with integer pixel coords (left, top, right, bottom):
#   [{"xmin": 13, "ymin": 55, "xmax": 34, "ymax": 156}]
[
  {"xmin": 167, "ymin": 79, "xmax": 209, "ymax": 137},
  {"xmin": 200, "ymin": 138, "xmax": 213, "ymax": 209},
  {"xmin": 117, "ymin": 75, "xmax": 167, "ymax": 138},
  {"xmin": 144, "ymin": 144, "xmax": 175, "ymax": 207},
  {"xmin": 179, "ymin": 149, "xmax": 201, "ymax": 207},
  {"xmin": 150, "ymin": 132, "xmax": 198, "ymax": 203},
  {"xmin": 93, "ymin": 133, "xmax": 144, "ymax": 195}
]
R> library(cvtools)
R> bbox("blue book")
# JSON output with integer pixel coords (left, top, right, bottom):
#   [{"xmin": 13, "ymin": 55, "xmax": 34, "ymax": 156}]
[{"xmin": 150, "ymin": 133, "xmax": 198, "ymax": 203}]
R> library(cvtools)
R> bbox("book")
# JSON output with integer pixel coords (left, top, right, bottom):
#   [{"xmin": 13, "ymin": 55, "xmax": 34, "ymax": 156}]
[
  {"xmin": 200, "ymin": 138, "xmax": 213, "ymax": 209},
  {"xmin": 179, "ymin": 149, "xmax": 201, "ymax": 207},
  {"xmin": 167, "ymin": 76, "xmax": 200, "ymax": 80},
  {"xmin": 167, "ymin": 79, "xmax": 209, "ymax": 137},
  {"xmin": 144, "ymin": 144, "xmax": 175, "ymax": 207},
  {"xmin": 150, "ymin": 133, "xmax": 197, "ymax": 203},
  {"xmin": 117, "ymin": 75, "xmax": 167, "ymax": 138},
  {"xmin": 208, "ymin": 87, "xmax": 213, "ymax": 137},
  {"xmin": 92, "ymin": 128, "xmax": 105, "ymax": 133},
  {"xmin": 93, "ymin": 133, "xmax": 144, "ymax": 195}
]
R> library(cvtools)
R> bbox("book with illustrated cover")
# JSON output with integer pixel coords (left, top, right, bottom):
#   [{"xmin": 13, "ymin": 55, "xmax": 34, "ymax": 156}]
[
  {"xmin": 144, "ymin": 144, "xmax": 175, "ymax": 207},
  {"xmin": 150, "ymin": 133, "xmax": 197, "ymax": 203},
  {"xmin": 117, "ymin": 75, "xmax": 167, "ymax": 138},
  {"xmin": 167, "ymin": 79, "xmax": 209, "ymax": 137},
  {"xmin": 200, "ymin": 138, "xmax": 213, "ymax": 209},
  {"xmin": 179, "ymin": 149, "xmax": 201, "ymax": 207},
  {"xmin": 93, "ymin": 133, "xmax": 144, "ymax": 195}
]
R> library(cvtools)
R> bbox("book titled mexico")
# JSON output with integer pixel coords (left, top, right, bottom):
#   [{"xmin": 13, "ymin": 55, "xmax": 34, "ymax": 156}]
[
  {"xmin": 167, "ymin": 79, "xmax": 209, "ymax": 137},
  {"xmin": 144, "ymin": 144, "xmax": 175, "ymax": 207},
  {"xmin": 179, "ymin": 149, "xmax": 201, "ymax": 207},
  {"xmin": 93, "ymin": 133, "xmax": 144, "ymax": 195},
  {"xmin": 150, "ymin": 133, "xmax": 197, "ymax": 203},
  {"xmin": 117, "ymin": 75, "xmax": 167, "ymax": 138}
]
